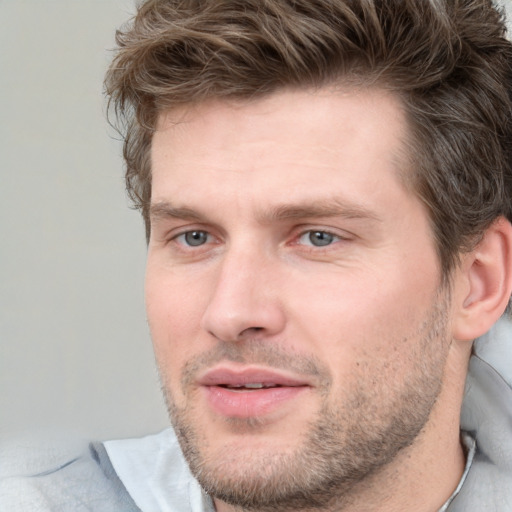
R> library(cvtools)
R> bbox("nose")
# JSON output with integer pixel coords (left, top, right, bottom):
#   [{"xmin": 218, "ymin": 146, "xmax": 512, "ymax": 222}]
[{"xmin": 200, "ymin": 248, "xmax": 286, "ymax": 343}]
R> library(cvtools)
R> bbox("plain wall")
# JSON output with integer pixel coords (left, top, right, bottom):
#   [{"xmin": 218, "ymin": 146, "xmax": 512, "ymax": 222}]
[
  {"xmin": 1, "ymin": 0, "xmax": 169, "ymax": 441},
  {"xmin": 1, "ymin": 0, "xmax": 511, "ymax": 442}
]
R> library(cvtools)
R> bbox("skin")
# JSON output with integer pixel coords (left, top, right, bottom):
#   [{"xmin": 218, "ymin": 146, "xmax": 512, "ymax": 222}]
[{"xmin": 146, "ymin": 88, "xmax": 470, "ymax": 511}]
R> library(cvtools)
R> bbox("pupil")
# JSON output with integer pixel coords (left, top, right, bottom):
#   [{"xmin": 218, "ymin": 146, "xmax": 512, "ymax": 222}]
[
  {"xmin": 309, "ymin": 231, "xmax": 333, "ymax": 246},
  {"xmin": 185, "ymin": 231, "xmax": 207, "ymax": 246}
]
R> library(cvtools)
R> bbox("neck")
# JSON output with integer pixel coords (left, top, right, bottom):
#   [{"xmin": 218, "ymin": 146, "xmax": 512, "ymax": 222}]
[{"xmin": 331, "ymin": 412, "xmax": 466, "ymax": 512}]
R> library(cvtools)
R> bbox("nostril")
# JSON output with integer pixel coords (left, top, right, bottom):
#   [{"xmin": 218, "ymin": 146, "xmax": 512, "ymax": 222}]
[{"xmin": 239, "ymin": 326, "xmax": 264, "ymax": 337}]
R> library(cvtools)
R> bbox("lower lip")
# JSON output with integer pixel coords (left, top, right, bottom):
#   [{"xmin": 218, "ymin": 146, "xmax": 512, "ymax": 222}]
[{"xmin": 203, "ymin": 386, "xmax": 307, "ymax": 418}]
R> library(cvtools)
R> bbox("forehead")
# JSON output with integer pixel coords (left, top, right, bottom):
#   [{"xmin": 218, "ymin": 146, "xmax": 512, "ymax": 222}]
[
  {"xmin": 150, "ymin": 87, "xmax": 412, "ymax": 219},
  {"xmin": 151, "ymin": 89, "xmax": 407, "ymax": 210},
  {"xmin": 152, "ymin": 86, "xmax": 409, "ymax": 191},
  {"xmin": 155, "ymin": 86, "xmax": 406, "ymax": 138}
]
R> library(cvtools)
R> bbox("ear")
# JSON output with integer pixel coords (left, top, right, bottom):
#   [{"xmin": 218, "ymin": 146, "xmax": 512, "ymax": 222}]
[{"xmin": 452, "ymin": 217, "xmax": 512, "ymax": 342}]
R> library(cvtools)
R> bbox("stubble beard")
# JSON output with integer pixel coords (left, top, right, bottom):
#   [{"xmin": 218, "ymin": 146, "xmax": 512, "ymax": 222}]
[{"xmin": 159, "ymin": 294, "xmax": 450, "ymax": 512}]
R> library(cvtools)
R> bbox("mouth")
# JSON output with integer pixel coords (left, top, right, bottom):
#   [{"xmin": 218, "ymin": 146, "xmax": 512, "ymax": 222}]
[
  {"xmin": 197, "ymin": 366, "xmax": 311, "ymax": 418},
  {"xmin": 219, "ymin": 382, "xmax": 285, "ymax": 391},
  {"xmin": 199, "ymin": 366, "xmax": 310, "ymax": 387}
]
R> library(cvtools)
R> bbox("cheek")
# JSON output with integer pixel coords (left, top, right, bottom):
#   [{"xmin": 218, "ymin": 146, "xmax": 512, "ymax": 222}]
[
  {"xmin": 145, "ymin": 268, "xmax": 209, "ymax": 386},
  {"xmin": 146, "ymin": 260, "xmax": 209, "ymax": 331},
  {"xmin": 287, "ymin": 264, "xmax": 440, "ymax": 368}
]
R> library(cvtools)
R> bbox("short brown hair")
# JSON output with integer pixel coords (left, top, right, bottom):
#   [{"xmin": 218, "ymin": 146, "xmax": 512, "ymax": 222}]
[{"xmin": 105, "ymin": 0, "xmax": 512, "ymax": 279}]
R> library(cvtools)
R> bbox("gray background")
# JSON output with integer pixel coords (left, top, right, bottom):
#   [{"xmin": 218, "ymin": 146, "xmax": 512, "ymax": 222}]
[
  {"xmin": 0, "ymin": 0, "xmax": 168, "ymax": 441},
  {"xmin": 1, "ymin": 0, "xmax": 511, "ymax": 442}
]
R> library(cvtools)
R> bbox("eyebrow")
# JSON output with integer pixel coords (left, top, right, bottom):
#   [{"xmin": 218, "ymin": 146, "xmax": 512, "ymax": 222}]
[
  {"xmin": 149, "ymin": 199, "xmax": 381, "ymax": 225},
  {"xmin": 261, "ymin": 200, "xmax": 380, "ymax": 223},
  {"xmin": 150, "ymin": 203, "xmax": 205, "ymax": 222}
]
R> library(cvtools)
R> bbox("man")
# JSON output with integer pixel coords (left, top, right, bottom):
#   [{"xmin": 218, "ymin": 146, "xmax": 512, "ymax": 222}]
[{"xmin": 2, "ymin": 0, "xmax": 512, "ymax": 510}]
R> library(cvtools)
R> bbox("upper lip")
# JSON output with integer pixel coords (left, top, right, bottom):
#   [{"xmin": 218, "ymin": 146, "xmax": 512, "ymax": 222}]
[{"xmin": 198, "ymin": 365, "xmax": 311, "ymax": 388}]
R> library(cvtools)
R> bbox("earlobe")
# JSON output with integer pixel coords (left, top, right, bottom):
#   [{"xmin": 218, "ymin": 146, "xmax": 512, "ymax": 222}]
[{"xmin": 452, "ymin": 217, "xmax": 512, "ymax": 342}]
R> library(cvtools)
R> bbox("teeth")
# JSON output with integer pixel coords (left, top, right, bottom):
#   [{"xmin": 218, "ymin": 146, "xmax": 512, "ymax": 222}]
[{"xmin": 224, "ymin": 383, "xmax": 277, "ymax": 389}]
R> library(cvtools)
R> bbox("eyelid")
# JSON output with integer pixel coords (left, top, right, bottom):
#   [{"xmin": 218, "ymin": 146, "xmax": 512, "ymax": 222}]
[
  {"xmin": 171, "ymin": 226, "xmax": 207, "ymax": 239},
  {"xmin": 294, "ymin": 225, "xmax": 352, "ymax": 241},
  {"xmin": 158, "ymin": 223, "xmax": 353, "ymax": 252},
  {"xmin": 298, "ymin": 230, "xmax": 339, "ymax": 244},
  {"xmin": 161, "ymin": 222, "xmax": 214, "ymax": 241},
  {"xmin": 287, "ymin": 226, "xmax": 354, "ymax": 254}
]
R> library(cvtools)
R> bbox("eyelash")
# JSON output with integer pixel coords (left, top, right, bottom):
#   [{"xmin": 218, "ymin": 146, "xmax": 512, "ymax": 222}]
[
  {"xmin": 296, "ymin": 230, "xmax": 343, "ymax": 248},
  {"xmin": 170, "ymin": 227, "xmax": 346, "ymax": 251}
]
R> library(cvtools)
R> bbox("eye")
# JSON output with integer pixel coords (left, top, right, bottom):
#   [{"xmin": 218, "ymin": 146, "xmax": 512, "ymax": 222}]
[
  {"xmin": 298, "ymin": 230, "xmax": 339, "ymax": 247},
  {"xmin": 176, "ymin": 230, "xmax": 211, "ymax": 247}
]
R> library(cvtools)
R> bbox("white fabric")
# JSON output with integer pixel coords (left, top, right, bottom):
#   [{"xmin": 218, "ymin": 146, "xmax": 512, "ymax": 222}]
[
  {"xmin": 105, "ymin": 429, "xmax": 213, "ymax": 512},
  {"xmin": 438, "ymin": 434, "xmax": 476, "ymax": 511}
]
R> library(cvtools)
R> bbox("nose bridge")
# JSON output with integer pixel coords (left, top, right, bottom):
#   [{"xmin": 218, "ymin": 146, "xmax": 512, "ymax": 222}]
[{"xmin": 200, "ymin": 241, "xmax": 285, "ymax": 342}]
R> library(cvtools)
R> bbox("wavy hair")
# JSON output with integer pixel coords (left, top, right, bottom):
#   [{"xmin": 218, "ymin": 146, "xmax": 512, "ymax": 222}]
[{"xmin": 105, "ymin": 0, "xmax": 512, "ymax": 282}]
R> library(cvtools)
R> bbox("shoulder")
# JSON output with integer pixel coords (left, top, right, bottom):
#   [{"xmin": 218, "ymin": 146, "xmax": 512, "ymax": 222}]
[
  {"xmin": 454, "ymin": 316, "xmax": 512, "ymax": 511},
  {"xmin": 0, "ymin": 435, "xmax": 140, "ymax": 512}
]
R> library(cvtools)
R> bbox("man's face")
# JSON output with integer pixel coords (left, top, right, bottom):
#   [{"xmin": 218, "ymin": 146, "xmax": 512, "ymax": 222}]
[{"xmin": 146, "ymin": 88, "xmax": 452, "ymax": 510}]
